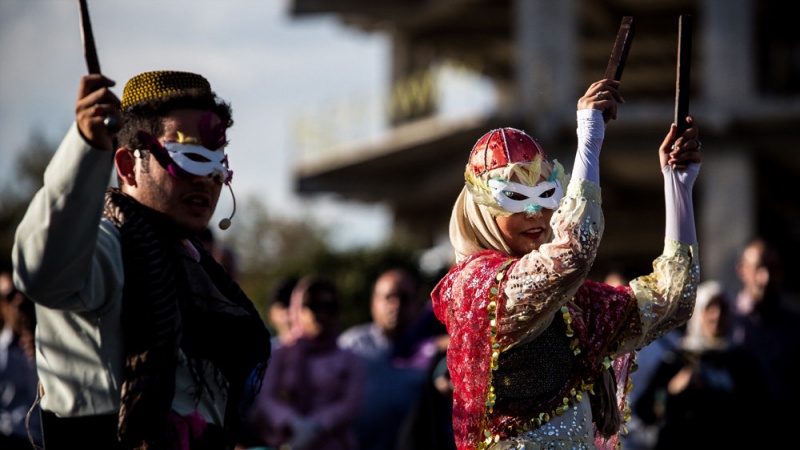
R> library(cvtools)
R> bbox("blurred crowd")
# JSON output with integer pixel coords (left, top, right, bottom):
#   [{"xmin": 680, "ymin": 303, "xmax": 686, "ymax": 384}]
[
  {"xmin": 4, "ymin": 233, "xmax": 799, "ymax": 449},
  {"xmin": 623, "ymin": 236, "xmax": 800, "ymax": 449}
]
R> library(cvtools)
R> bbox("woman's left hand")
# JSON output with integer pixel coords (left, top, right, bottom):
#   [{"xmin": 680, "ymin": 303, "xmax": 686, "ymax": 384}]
[{"xmin": 659, "ymin": 115, "xmax": 702, "ymax": 170}]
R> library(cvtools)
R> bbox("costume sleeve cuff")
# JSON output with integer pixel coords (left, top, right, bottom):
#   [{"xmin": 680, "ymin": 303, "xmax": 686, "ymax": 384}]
[{"xmin": 565, "ymin": 177, "xmax": 601, "ymax": 204}]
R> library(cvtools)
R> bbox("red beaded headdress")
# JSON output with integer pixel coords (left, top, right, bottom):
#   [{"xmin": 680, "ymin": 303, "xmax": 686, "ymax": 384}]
[
  {"xmin": 464, "ymin": 127, "xmax": 565, "ymax": 216},
  {"xmin": 468, "ymin": 127, "xmax": 546, "ymax": 176}
]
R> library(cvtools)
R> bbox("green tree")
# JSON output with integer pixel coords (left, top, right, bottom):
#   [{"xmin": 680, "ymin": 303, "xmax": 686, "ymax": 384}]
[
  {"xmin": 225, "ymin": 194, "xmax": 429, "ymax": 329},
  {"xmin": 0, "ymin": 132, "xmax": 55, "ymax": 271}
]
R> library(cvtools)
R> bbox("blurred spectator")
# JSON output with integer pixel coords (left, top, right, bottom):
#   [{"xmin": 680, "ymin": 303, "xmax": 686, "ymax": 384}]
[
  {"xmin": 244, "ymin": 274, "xmax": 365, "ymax": 450},
  {"xmin": 392, "ymin": 298, "xmax": 449, "ymax": 371},
  {"xmin": 604, "ymin": 267, "xmax": 682, "ymax": 450},
  {"xmin": 634, "ymin": 280, "xmax": 767, "ymax": 449},
  {"xmin": 601, "ymin": 265, "xmax": 634, "ymax": 288},
  {"xmin": 236, "ymin": 276, "xmax": 298, "ymax": 449},
  {"xmin": 392, "ymin": 273, "xmax": 452, "ymax": 450},
  {"xmin": 394, "ymin": 338, "xmax": 456, "ymax": 450},
  {"xmin": 268, "ymin": 276, "xmax": 298, "ymax": 350},
  {"xmin": 730, "ymin": 237, "xmax": 800, "ymax": 445},
  {"xmin": 338, "ymin": 267, "xmax": 429, "ymax": 450},
  {"xmin": 339, "ymin": 268, "xmax": 422, "ymax": 359},
  {"xmin": 0, "ymin": 270, "xmax": 42, "ymax": 449}
]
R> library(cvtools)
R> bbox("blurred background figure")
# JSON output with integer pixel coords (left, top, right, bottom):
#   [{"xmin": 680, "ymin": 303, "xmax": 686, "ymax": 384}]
[
  {"xmin": 603, "ymin": 267, "xmax": 682, "ymax": 450},
  {"xmin": 339, "ymin": 268, "xmax": 422, "ymax": 360},
  {"xmin": 337, "ymin": 267, "xmax": 431, "ymax": 450},
  {"xmin": 243, "ymin": 274, "xmax": 365, "ymax": 450},
  {"xmin": 394, "ymin": 335, "xmax": 455, "ymax": 450},
  {"xmin": 267, "ymin": 276, "xmax": 299, "ymax": 351},
  {"xmin": 392, "ymin": 268, "xmax": 452, "ymax": 450},
  {"xmin": 730, "ymin": 237, "xmax": 800, "ymax": 446},
  {"xmin": 601, "ymin": 265, "xmax": 633, "ymax": 288},
  {"xmin": 634, "ymin": 280, "xmax": 767, "ymax": 449},
  {"xmin": 0, "ymin": 270, "xmax": 42, "ymax": 450},
  {"xmin": 236, "ymin": 275, "xmax": 298, "ymax": 448}
]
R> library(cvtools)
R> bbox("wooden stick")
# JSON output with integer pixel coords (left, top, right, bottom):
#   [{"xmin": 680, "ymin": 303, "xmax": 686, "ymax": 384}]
[
  {"xmin": 602, "ymin": 16, "xmax": 635, "ymax": 122},
  {"xmin": 604, "ymin": 16, "xmax": 635, "ymax": 81},
  {"xmin": 673, "ymin": 14, "xmax": 693, "ymax": 169},
  {"xmin": 674, "ymin": 14, "xmax": 692, "ymax": 134},
  {"xmin": 78, "ymin": 0, "xmax": 101, "ymax": 74},
  {"xmin": 78, "ymin": 0, "xmax": 120, "ymax": 137}
]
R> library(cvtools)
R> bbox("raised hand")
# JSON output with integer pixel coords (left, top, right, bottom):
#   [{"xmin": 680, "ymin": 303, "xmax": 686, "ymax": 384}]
[
  {"xmin": 75, "ymin": 74, "xmax": 120, "ymax": 151},
  {"xmin": 577, "ymin": 79, "xmax": 624, "ymax": 123},
  {"xmin": 659, "ymin": 115, "xmax": 701, "ymax": 170}
]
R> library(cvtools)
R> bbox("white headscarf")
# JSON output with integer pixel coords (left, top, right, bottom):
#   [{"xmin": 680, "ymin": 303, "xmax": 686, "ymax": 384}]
[
  {"xmin": 449, "ymin": 187, "xmax": 512, "ymax": 262},
  {"xmin": 681, "ymin": 280, "xmax": 732, "ymax": 351},
  {"xmin": 449, "ymin": 161, "xmax": 564, "ymax": 262}
]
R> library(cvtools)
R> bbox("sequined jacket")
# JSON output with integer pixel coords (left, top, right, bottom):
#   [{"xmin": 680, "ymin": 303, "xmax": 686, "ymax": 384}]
[{"xmin": 431, "ymin": 178, "xmax": 699, "ymax": 450}]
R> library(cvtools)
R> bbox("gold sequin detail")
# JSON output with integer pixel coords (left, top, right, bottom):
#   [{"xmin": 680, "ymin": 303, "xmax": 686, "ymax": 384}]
[
  {"xmin": 480, "ymin": 259, "xmax": 513, "ymax": 449},
  {"xmin": 481, "ymin": 299, "xmax": 621, "ymax": 447}
]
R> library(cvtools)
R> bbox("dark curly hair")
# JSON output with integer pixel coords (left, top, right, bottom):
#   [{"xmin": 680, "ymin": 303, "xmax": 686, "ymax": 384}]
[
  {"xmin": 117, "ymin": 88, "xmax": 233, "ymax": 151},
  {"xmin": 115, "ymin": 87, "xmax": 233, "ymax": 186}
]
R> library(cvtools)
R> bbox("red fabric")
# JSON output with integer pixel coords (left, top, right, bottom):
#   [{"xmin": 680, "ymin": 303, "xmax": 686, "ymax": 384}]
[
  {"xmin": 468, "ymin": 128, "xmax": 546, "ymax": 175},
  {"xmin": 432, "ymin": 250, "xmax": 637, "ymax": 450}
]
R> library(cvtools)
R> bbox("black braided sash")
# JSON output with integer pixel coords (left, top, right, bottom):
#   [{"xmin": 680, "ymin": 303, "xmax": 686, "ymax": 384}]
[{"xmin": 104, "ymin": 188, "xmax": 270, "ymax": 450}]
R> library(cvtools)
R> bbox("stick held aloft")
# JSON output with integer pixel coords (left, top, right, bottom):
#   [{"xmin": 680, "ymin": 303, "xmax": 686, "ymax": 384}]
[
  {"xmin": 674, "ymin": 14, "xmax": 693, "ymax": 135},
  {"xmin": 672, "ymin": 14, "xmax": 693, "ymax": 170},
  {"xmin": 604, "ymin": 16, "xmax": 636, "ymax": 81},
  {"xmin": 78, "ymin": 0, "xmax": 101, "ymax": 74}
]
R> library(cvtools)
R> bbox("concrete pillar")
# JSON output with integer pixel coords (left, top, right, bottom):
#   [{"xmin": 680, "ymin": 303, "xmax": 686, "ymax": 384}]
[
  {"xmin": 702, "ymin": 0, "xmax": 755, "ymax": 129},
  {"xmin": 699, "ymin": 0, "xmax": 757, "ymax": 292},
  {"xmin": 514, "ymin": 0, "xmax": 577, "ymax": 141},
  {"xmin": 699, "ymin": 147, "xmax": 754, "ymax": 292}
]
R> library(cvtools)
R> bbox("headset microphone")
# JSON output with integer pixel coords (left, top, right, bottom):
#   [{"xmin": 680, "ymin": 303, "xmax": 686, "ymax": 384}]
[{"xmin": 218, "ymin": 184, "xmax": 236, "ymax": 230}]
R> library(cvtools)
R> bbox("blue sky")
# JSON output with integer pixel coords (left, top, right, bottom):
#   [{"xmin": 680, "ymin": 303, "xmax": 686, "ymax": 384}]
[{"xmin": 0, "ymin": 0, "xmax": 394, "ymax": 247}]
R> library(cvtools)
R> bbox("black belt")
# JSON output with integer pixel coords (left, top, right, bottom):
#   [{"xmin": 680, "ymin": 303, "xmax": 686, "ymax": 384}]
[
  {"xmin": 40, "ymin": 409, "xmax": 229, "ymax": 450},
  {"xmin": 40, "ymin": 410, "xmax": 120, "ymax": 450}
]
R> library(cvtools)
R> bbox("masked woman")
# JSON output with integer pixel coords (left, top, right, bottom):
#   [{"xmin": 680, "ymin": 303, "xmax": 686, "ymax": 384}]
[{"xmin": 431, "ymin": 79, "xmax": 702, "ymax": 450}]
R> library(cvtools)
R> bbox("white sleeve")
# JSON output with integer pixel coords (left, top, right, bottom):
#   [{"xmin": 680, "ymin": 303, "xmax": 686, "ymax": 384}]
[
  {"xmin": 662, "ymin": 163, "xmax": 701, "ymax": 244},
  {"xmin": 572, "ymin": 109, "xmax": 604, "ymax": 185}
]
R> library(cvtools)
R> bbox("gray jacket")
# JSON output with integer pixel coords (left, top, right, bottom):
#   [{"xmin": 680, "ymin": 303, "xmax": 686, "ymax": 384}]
[{"xmin": 12, "ymin": 124, "xmax": 224, "ymax": 423}]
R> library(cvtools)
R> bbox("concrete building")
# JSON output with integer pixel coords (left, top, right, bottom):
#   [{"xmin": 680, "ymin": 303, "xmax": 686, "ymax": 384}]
[{"xmin": 289, "ymin": 0, "xmax": 800, "ymax": 296}]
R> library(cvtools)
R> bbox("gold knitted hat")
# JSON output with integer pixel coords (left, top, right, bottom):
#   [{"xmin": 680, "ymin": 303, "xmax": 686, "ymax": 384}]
[{"xmin": 121, "ymin": 70, "xmax": 211, "ymax": 110}]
